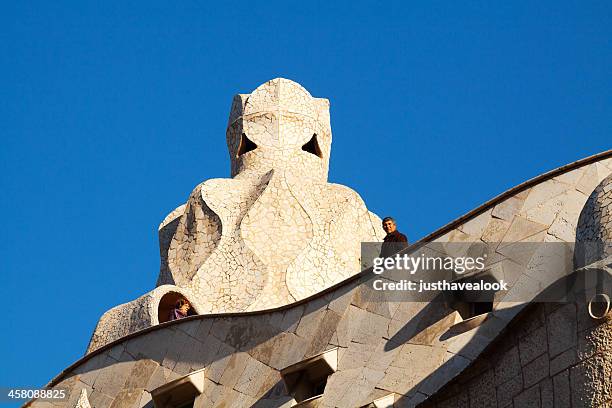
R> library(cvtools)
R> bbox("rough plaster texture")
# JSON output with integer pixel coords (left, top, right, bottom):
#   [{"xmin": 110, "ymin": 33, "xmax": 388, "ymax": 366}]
[
  {"xmin": 87, "ymin": 79, "xmax": 385, "ymax": 352},
  {"xmin": 576, "ymin": 173, "xmax": 612, "ymax": 268},
  {"xmin": 30, "ymin": 154, "xmax": 612, "ymax": 408}
]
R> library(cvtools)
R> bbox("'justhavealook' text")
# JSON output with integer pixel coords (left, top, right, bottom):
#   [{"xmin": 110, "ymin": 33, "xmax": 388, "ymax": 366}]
[{"xmin": 372, "ymin": 279, "xmax": 508, "ymax": 292}]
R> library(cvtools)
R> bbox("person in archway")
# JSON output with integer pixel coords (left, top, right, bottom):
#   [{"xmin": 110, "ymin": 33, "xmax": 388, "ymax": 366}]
[
  {"xmin": 381, "ymin": 217, "xmax": 408, "ymax": 257},
  {"xmin": 169, "ymin": 297, "xmax": 191, "ymax": 321}
]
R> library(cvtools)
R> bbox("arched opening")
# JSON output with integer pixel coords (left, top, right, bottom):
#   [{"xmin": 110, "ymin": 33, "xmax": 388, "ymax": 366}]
[
  {"xmin": 237, "ymin": 133, "xmax": 257, "ymax": 157},
  {"xmin": 301, "ymin": 134, "xmax": 323, "ymax": 158},
  {"xmin": 151, "ymin": 368, "xmax": 205, "ymax": 408},
  {"xmin": 158, "ymin": 292, "xmax": 197, "ymax": 324},
  {"xmin": 447, "ymin": 273, "xmax": 496, "ymax": 320},
  {"xmin": 281, "ymin": 348, "xmax": 338, "ymax": 404}
]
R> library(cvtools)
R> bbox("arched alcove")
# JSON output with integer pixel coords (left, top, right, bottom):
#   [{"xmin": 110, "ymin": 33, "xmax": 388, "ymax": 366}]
[
  {"xmin": 158, "ymin": 291, "xmax": 198, "ymax": 324},
  {"xmin": 446, "ymin": 273, "xmax": 496, "ymax": 320}
]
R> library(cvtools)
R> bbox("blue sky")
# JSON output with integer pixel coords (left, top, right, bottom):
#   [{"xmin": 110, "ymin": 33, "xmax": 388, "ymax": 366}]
[{"xmin": 1, "ymin": 0, "xmax": 610, "ymax": 397}]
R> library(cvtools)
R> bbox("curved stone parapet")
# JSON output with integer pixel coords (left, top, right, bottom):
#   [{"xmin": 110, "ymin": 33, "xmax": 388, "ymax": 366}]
[{"xmin": 31, "ymin": 151, "xmax": 612, "ymax": 408}]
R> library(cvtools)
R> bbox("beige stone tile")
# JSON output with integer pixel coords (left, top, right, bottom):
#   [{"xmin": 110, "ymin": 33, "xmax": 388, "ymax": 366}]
[
  {"xmin": 338, "ymin": 341, "xmax": 377, "ymax": 370},
  {"xmin": 576, "ymin": 164, "xmax": 601, "ymax": 195},
  {"xmin": 500, "ymin": 216, "xmax": 547, "ymax": 244},
  {"xmin": 553, "ymin": 167, "xmax": 584, "ymax": 186},
  {"xmin": 109, "ymin": 388, "xmax": 143, "ymax": 408},
  {"xmin": 522, "ymin": 179, "xmax": 571, "ymax": 211},
  {"xmin": 445, "ymin": 331, "xmax": 490, "ymax": 360},
  {"xmin": 124, "ymin": 359, "xmax": 159, "ymax": 390},
  {"xmin": 335, "ymin": 367, "xmax": 385, "ymax": 407},
  {"xmin": 458, "ymin": 209, "xmax": 492, "ymax": 239},
  {"xmin": 218, "ymin": 352, "xmax": 251, "ymax": 388},
  {"xmin": 482, "ymin": 218, "xmax": 511, "ymax": 243},
  {"xmin": 492, "ymin": 197, "xmax": 525, "ymax": 222},
  {"xmin": 144, "ymin": 365, "xmax": 179, "ymax": 392},
  {"xmin": 233, "ymin": 358, "xmax": 276, "ymax": 397},
  {"xmin": 88, "ymin": 390, "xmax": 115, "ymax": 408}
]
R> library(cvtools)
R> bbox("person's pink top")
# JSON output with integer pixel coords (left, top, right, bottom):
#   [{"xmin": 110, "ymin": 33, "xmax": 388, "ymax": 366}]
[{"xmin": 168, "ymin": 308, "xmax": 188, "ymax": 321}]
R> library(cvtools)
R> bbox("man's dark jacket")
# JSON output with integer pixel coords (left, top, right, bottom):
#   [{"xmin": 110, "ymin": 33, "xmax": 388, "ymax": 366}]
[
  {"xmin": 381, "ymin": 230, "xmax": 409, "ymax": 258},
  {"xmin": 383, "ymin": 230, "xmax": 408, "ymax": 243}
]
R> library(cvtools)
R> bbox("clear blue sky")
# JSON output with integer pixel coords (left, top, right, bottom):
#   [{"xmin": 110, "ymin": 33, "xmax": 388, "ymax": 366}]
[{"xmin": 1, "ymin": 0, "xmax": 610, "ymax": 397}]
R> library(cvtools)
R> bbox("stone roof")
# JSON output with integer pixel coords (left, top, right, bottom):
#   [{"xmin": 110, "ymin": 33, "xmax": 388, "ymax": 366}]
[{"xmin": 27, "ymin": 150, "xmax": 612, "ymax": 408}]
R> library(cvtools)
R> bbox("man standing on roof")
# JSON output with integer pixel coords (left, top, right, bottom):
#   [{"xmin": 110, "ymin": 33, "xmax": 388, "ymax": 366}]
[{"xmin": 380, "ymin": 217, "xmax": 409, "ymax": 258}]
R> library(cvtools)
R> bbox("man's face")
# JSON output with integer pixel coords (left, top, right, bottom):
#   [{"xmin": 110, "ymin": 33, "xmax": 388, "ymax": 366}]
[{"xmin": 383, "ymin": 220, "xmax": 396, "ymax": 234}]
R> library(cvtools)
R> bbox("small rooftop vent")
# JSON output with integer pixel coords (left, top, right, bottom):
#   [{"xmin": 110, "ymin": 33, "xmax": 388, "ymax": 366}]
[
  {"xmin": 280, "ymin": 347, "xmax": 338, "ymax": 405},
  {"xmin": 447, "ymin": 273, "xmax": 496, "ymax": 320},
  {"xmin": 151, "ymin": 368, "xmax": 205, "ymax": 408}
]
